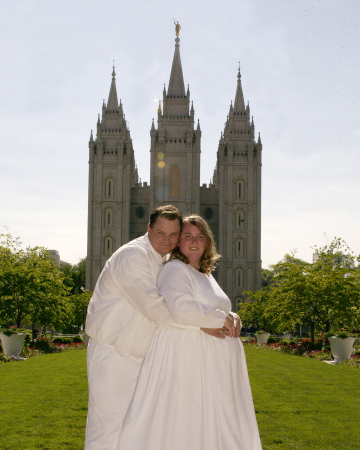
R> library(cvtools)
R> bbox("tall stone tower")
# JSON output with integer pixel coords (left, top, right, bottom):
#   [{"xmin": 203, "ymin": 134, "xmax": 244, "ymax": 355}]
[
  {"xmin": 212, "ymin": 67, "xmax": 262, "ymax": 305},
  {"xmin": 86, "ymin": 66, "xmax": 139, "ymax": 290},
  {"xmin": 86, "ymin": 35, "xmax": 262, "ymax": 310},
  {"xmin": 149, "ymin": 36, "xmax": 201, "ymax": 215}
]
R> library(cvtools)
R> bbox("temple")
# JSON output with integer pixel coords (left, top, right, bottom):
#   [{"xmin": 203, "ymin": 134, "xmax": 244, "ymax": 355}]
[{"xmin": 86, "ymin": 35, "xmax": 262, "ymax": 310}]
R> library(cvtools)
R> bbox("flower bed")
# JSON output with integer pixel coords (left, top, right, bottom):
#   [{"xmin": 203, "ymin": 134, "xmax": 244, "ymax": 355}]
[
  {"xmin": 243, "ymin": 339, "xmax": 336, "ymax": 363},
  {"xmin": 0, "ymin": 341, "xmax": 86, "ymax": 364}
]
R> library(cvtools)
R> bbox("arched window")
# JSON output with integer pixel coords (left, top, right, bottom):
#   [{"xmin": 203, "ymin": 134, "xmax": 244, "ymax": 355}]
[
  {"xmin": 105, "ymin": 178, "xmax": 114, "ymax": 198},
  {"xmin": 170, "ymin": 165, "xmax": 180, "ymax": 198},
  {"xmin": 236, "ymin": 239, "xmax": 244, "ymax": 258},
  {"xmin": 236, "ymin": 296, "xmax": 245, "ymax": 304},
  {"xmin": 236, "ymin": 210, "xmax": 244, "ymax": 230},
  {"xmin": 136, "ymin": 207, "xmax": 145, "ymax": 219},
  {"xmin": 104, "ymin": 237, "xmax": 113, "ymax": 256},
  {"xmin": 234, "ymin": 296, "xmax": 244, "ymax": 312},
  {"xmin": 105, "ymin": 208, "xmax": 113, "ymax": 228},
  {"xmin": 204, "ymin": 208, "xmax": 213, "ymax": 220},
  {"xmin": 236, "ymin": 268, "xmax": 244, "ymax": 289},
  {"xmin": 236, "ymin": 180, "xmax": 244, "ymax": 200}
]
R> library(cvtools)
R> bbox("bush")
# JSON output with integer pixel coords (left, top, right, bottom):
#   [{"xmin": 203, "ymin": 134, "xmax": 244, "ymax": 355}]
[
  {"xmin": 0, "ymin": 342, "xmax": 3, "ymax": 353},
  {"xmin": 267, "ymin": 337, "xmax": 277, "ymax": 344},
  {"xmin": 72, "ymin": 336, "xmax": 83, "ymax": 343},
  {"xmin": 62, "ymin": 338, "xmax": 72, "ymax": 344},
  {"xmin": 52, "ymin": 337, "xmax": 64, "ymax": 344},
  {"xmin": 300, "ymin": 338, "xmax": 323, "ymax": 351},
  {"xmin": 278, "ymin": 340, "xmax": 289, "ymax": 345},
  {"xmin": 34, "ymin": 337, "xmax": 51, "ymax": 353}
]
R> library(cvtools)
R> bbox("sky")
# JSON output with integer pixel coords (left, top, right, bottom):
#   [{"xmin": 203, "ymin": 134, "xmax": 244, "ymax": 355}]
[{"xmin": 0, "ymin": 0, "xmax": 359, "ymax": 268}]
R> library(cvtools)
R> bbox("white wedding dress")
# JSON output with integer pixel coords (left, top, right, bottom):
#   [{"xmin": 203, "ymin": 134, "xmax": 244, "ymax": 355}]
[{"xmin": 117, "ymin": 260, "xmax": 262, "ymax": 450}]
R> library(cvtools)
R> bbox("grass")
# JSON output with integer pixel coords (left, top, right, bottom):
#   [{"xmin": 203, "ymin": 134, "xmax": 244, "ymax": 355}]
[
  {"xmin": 245, "ymin": 346, "xmax": 360, "ymax": 449},
  {"xmin": 0, "ymin": 350, "xmax": 88, "ymax": 450},
  {"xmin": 1, "ymin": 346, "xmax": 359, "ymax": 449}
]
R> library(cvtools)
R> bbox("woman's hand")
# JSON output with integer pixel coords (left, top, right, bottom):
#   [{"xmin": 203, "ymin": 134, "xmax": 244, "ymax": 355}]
[
  {"xmin": 201, "ymin": 313, "xmax": 241, "ymax": 339},
  {"xmin": 201, "ymin": 327, "xmax": 230, "ymax": 339}
]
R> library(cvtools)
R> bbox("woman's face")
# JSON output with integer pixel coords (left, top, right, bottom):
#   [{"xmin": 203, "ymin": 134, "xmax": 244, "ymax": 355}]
[{"xmin": 178, "ymin": 222, "xmax": 207, "ymax": 270}]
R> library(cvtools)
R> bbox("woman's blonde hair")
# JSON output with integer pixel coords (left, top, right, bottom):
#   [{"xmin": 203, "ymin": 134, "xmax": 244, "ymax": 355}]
[{"xmin": 168, "ymin": 215, "xmax": 220, "ymax": 275}]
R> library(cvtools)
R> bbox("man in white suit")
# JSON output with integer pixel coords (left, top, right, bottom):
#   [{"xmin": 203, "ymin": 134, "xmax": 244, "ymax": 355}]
[{"xmin": 85, "ymin": 205, "xmax": 239, "ymax": 449}]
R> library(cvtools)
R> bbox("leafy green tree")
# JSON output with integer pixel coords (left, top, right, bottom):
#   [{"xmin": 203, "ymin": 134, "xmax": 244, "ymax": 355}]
[
  {"xmin": 59, "ymin": 258, "xmax": 92, "ymax": 332},
  {"xmin": 243, "ymin": 238, "xmax": 360, "ymax": 343},
  {"xmin": 239, "ymin": 287, "xmax": 274, "ymax": 332},
  {"xmin": 60, "ymin": 258, "xmax": 86, "ymax": 295},
  {"xmin": 261, "ymin": 268, "xmax": 273, "ymax": 286},
  {"xmin": 67, "ymin": 291, "xmax": 92, "ymax": 332},
  {"xmin": 0, "ymin": 229, "xmax": 70, "ymax": 331}
]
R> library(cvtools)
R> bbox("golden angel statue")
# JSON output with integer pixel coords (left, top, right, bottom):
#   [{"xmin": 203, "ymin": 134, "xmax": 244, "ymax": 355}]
[{"xmin": 173, "ymin": 20, "xmax": 181, "ymax": 37}]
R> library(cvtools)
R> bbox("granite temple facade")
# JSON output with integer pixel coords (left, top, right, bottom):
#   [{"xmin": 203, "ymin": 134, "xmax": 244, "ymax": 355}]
[{"xmin": 86, "ymin": 35, "xmax": 262, "ymax": 310}]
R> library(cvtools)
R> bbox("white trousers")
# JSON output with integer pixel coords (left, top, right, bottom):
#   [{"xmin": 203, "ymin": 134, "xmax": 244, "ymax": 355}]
[{"xmin": 85, "ymin": 338, "xmax": 142, "ymax": 450}]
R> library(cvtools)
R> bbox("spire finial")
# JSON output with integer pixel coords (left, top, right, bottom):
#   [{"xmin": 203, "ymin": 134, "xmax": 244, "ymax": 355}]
[
  {"xmin": 237, "ymin": 61, "xmax": 241, "ymax": 80},
  {"xmin": 112, "ymin": 60, "xmax": 116, "ymax": 79},
  {"xmin": 158, "ymin": 100, "xmax": 162, "ymax": 113},
  {"xmin": 173, "ymin": 19, "xmax": 181, "ymax": 38}
]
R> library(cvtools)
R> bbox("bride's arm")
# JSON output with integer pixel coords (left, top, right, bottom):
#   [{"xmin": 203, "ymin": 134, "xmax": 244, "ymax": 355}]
[{"xmin": 158, "ymin": 262, "xmax": 230, "ymax": 330}]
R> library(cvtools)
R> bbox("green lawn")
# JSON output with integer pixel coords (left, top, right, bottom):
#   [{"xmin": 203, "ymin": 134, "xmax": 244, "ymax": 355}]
[
  {"xmin": 245, "ymin": 346, "xmax": 360, "ymax": 450},
  {"xmin": 0, "ymin": 347, "xmax": 359, "ymax": 449},
  {"xmin": 0, "ymin": 350, "xmax": 88, "ymax": 450}
]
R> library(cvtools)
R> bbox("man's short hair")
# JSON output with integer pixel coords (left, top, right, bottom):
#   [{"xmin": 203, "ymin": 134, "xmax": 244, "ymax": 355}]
[{"xmin": 148, "ymin": 205, "xmax": 183, "ymax": 228}]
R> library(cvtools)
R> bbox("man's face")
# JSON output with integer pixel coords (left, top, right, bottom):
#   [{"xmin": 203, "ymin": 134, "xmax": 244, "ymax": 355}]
[{"xmin": 147, "ymin": 217, "xmax": 181, "ymax": 256}]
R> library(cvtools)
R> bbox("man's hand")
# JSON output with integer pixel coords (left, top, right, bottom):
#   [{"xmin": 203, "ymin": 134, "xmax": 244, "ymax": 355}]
[{"xmin": 228, "ymin": 312, "xmax": 242, "ymax": 338}]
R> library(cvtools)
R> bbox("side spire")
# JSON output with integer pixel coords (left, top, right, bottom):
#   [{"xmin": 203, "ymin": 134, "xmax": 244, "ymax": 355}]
[
  {"xmin": 107, "ymin": 62, "xmax": 119, "ymax": 110},
  {"xmin": 233, "ymin": 62, "xmax": 245, "ymax": 112},
  {"xmin": 167, "ymin": 36, "xmax": 186, "ymax": 97}
]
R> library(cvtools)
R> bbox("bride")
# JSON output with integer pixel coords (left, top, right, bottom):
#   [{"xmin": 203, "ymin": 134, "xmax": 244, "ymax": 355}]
[{"xmin": 117, "ymin": 215, "xmax": 262, "ymax": 449}]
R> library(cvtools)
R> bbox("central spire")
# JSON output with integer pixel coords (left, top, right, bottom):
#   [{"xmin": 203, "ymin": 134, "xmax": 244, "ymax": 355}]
[
  {"xmin": 107, "ymin": 63, "xmax": 119, "ymax": 110},
  {"xmin": 167, "ymin": 37, "xmax": 186, "ymax": 97},
  {"xmin": 233, "ymin": 63, "xmax": 245, "ymax": 112}
]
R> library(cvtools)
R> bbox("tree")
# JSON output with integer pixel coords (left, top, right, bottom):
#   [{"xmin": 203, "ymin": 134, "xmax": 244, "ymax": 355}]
[
  {"xmin": 66, "ymin": 291, "xmax": 92, "ymax": 332},
  {"xmin": 239, "ymin": 287, "xmax": 274, "ymax": 332},
  {"xmin": 60, "ymin": 258, "xmax": 86, "ymax": 295},
  {"xmin": 243, "ymin": 238, "xmax": 360, "ymax": 343},
  {"xmin": 0, "ymin": 229, "xmax": 70, "ymax": 331}
]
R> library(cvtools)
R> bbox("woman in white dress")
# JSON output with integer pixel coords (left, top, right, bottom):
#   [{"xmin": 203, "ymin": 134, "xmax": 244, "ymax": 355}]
[{"xmin": 117, "ymin": 215, "xmax": 262, "ymax": 450}]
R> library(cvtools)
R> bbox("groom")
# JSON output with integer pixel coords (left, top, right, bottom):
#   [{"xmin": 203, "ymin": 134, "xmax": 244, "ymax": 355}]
[{"xmin": 85, "ymin": 205, "xmax": 240, "ymax": 449}]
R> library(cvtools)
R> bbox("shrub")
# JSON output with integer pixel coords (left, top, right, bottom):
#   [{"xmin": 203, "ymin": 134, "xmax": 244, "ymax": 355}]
[
  {"xmin": 288, "ymin": 340, "xmax": 297, "ymax": 346},
  {"xmin": 34, "ymin": 337, "xmax": 51, "ymax": 353},
  {"xmin": 72, "ymin": 336, "xmax": 83, "ymax": 343},
  {"xmin": 278, "ymin": 340, "xmax": 289, "ymax": 345},
  {"xmin": 267, "ymin": 337, "xmax": 277, "ymax": 344},
  {"xmin": 52, "ymin": 337, "xmax": 64, "ymax": 344},
  {"xmin": 0, "ymin": 342, "xmax": 3, "ymax": 353},
  {"xmin": 300, "ymin": 339, "xmax": 323, "ymax": 351},
  {"xmin": 62, "ymin": 338, "xmax": 72, "ymax": 344}
]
